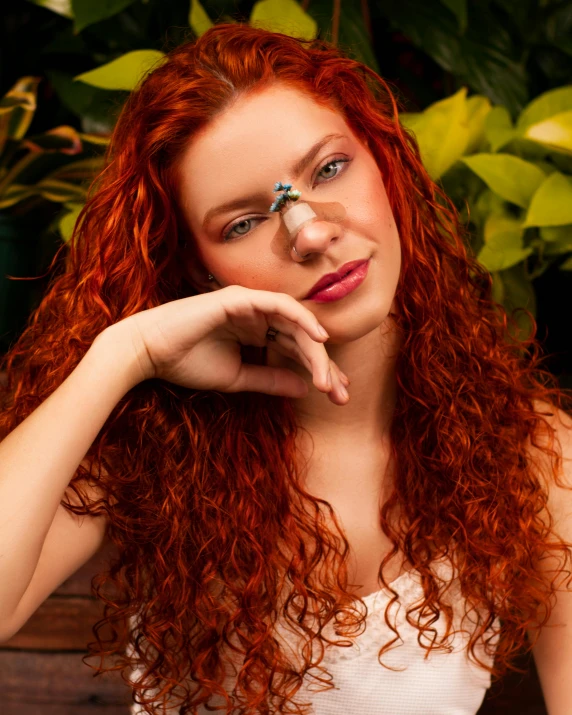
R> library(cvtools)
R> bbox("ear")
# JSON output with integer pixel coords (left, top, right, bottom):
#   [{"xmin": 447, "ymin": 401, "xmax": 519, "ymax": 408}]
[{"xmin": 179, "ymin": 241, "xmax": 220, "ymax": 293}]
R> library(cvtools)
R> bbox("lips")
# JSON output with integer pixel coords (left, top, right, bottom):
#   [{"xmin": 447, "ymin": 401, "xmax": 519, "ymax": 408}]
[{"xmin": 304, "ymin": 259, "xmax": 369, "ymax": 299}]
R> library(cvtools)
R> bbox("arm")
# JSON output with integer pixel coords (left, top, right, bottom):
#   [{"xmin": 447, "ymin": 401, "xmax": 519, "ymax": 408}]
[
  {"xmin": 526, "ymin": 402, "xmax": 572, "ymax": 715},
  {"xmin": 0, "ymin": 324, "xmax": 142, "ymax": 633}
]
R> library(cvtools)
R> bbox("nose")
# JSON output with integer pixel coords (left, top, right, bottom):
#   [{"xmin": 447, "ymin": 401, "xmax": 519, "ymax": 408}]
[{"xmin": 288, "ymin": 205, "xmax": 342, "ymax": 262}]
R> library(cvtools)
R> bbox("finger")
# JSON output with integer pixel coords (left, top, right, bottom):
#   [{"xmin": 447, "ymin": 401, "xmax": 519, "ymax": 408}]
[
  {"xmin": 227, "ymin": 363, "xmax": 308, "ymax": 398},
  {"xmin": 267, "ymin": 327, "xmax": 331, "ymax": 392},
  {"xmin": 222, "ymin": 287, "xmax": 329, "ymax": 344},
  {"xmin": 268, "ymin": 336, "xmax": 349, "ymax": 405}
]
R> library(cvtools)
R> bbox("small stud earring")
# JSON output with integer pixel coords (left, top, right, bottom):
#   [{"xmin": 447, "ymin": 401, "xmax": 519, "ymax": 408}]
[{"xmin": 207, "ymin": 274, "xmax": 215, "ymax": 281}]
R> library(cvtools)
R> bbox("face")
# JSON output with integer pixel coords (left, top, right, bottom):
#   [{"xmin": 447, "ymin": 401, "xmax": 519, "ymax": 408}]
[{"xmin": 175, "ymin": 83, "xmax": 401, "ymax": 343}]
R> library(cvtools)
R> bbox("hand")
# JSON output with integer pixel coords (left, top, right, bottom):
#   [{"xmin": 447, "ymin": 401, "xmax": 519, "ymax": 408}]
[{"xmin": 114, "ymin": 285, "xmax": 350, "ymax": 403}]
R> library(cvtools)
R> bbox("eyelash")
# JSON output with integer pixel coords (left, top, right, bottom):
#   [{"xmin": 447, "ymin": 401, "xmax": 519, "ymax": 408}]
[{"xmin": 222, "ymin": 156, "xmax": 351, "ymax": 242}]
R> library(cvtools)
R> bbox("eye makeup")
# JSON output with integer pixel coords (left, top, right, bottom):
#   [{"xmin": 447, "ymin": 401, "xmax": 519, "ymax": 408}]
[{"xmin": 222, "ymin": 156, "xmax": 351, "ymax": 242}]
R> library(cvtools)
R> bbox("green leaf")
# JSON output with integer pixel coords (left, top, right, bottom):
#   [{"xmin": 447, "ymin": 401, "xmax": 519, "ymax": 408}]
[
  {"xmin": 189, "ymin": 0, "xmax": 213, "ymax": 37},
  {"xmin": 0, "ymin": 184, "xmax": 37, "ymax": 210},
  {"xmin": 484, "ymin": 105, "xmax": 515, "ymax": 152},
  {"xmin": 375, "ymin": 0, "xmax": 529, "ymax": 117},
  {"xmin": 516, "ymin": 85, "xmax": 572, "ymax": 133},
  {"xmin": 74, "ymin": 50, "xmax": 165, "ymax": 91},
  {"xmin": 540, "ymin": 226, "xmax": 572, "ymax": 255},
  {"xmin": 477, "ymin": 212, "xmax": 530, "ymax": 272},
  {"xmin": 36, "ymin": 178, "xmax": 87, "ymax": 202},
  {"xmin": 401, "ymin": 87, "xmax": 471, "ymax": 179},
  {"xmin": 27, "ymin": 0, "xmax": 73, "ymax": 18},
  {"xmin": 460, "ymin": 153, "xmax": 545, "ymax": 208},
  {"xmin": 464, "ymin": 94, "xmax": 492, "ymax": 154},
  {"xmin": 0, "ymin": 77, "xmax": 41, "ymax": 146},
  {"xmin": 250, "ymin": 0, "xmax": 317, "ymax": 41},
  {"xmin": 71, "ymin": 0, "xmax": 137, "ymax": 33},
  {"xmin": 58, "ymin": 202, "xmax": 84, "ymax": 243},
  {"xmin": 439, "ymin": 0, "xmax": 467, "ymax": 34},
  {"xmin": 523, "ymin": 109, "xmax": 572, "ymax": 156},
  {"xmin": 560, "ymin": 255, "xmax": 572, "ymax": 270},
  {"xmin": 523, "ymin": 171, "xmax": 572, "ymax": 228}
]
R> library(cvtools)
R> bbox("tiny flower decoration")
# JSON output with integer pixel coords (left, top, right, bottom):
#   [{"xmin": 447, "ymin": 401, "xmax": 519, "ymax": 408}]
[{"xmin": 269, "ymin": 181, "xmax": 302, "ymax": 212}]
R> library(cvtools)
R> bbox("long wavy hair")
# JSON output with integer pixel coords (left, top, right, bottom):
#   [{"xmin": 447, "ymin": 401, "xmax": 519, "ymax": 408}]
[{"xmin": 1, "ymin": 22, "xmax": 572, "ymax": 714}]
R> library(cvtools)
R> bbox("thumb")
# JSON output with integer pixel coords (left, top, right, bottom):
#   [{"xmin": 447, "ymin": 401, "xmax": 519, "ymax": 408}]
[{"xmin": 228, "ymin": 364, "xmax": 309, "ymax": 397}]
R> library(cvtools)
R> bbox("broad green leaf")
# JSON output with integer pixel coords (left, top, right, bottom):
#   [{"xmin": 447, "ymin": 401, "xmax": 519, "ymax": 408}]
[
  {"xmin": 523, "ymin": 110, "xmax": 572, "ymax": 155},
  {"xmin": 517, "ymin": 85, "xmax": 572, "ymax": 133},
  {"xmin": 460, "ymin": 153, "xmax": 545, "ymax": 208},
  {"xmin": 27, "ymin": 0, "xmax": 73, "ymax": 18},
  {"xmin": 401, "ymin": 87, "xmax": 471, "ymax": 179},
  {"xmin": 484, "ymin": 105, "xmax": 515, "ymax": 152},
  {"xmin": 375, "ymin": 0, "xmax": 528, "ymax": 118},
  {"xmin": 302, "ymin": 0, "xmax": 378, "ymax": 72},
  {"xmin": 439, "ymin": 0, "xmax": 467, "ymax": 34},
  {"xmin": 523, "ymin": 171, "xmax": 572, "ymax": 227},
  {"xmin": 250, "ymin": 0, "xmax": 317, "ymax": 41},
  {"xmin": 498, "ymin": 262, "xmax": 536, "ymax": 337},
  {"xmin": 541, "ymin": 225, "xmax": 572, "ymax": 256},
  {"xmin": 74, "ymin": 50, "xmax": 165, "ymax": 91},
  {"xmin": 189, "ymin": 0, "xmax": 213, "ymax": 37},
  {"xmin": 477, "ymin": 212, "xmax": 530, "ymax": 272},
  {"xmin": 59, "ymin": 202, "xmax": 84, "ymax": 243},
  {"xmin": 540, "ymin": 225, "xmax": 572, "ymax": 243},
  {"xmin": 72, "ymin": 0, "xmax": 137, "ymax": 33},
  {"xmin": 464, "ymin": 95, "xmax": 492, "ymax": 154}
]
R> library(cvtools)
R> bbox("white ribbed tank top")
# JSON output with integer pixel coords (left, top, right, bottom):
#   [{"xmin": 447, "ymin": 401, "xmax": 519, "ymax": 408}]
[{"xmin": 128, "ymin": 556, "xmax": 500, "ymax": 715}]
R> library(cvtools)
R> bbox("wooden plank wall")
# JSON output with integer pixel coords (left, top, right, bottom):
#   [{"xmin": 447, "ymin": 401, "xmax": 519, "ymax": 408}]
[{"xmin": 0, "ymin": 539, "xmax": 547, "ymax": 714}]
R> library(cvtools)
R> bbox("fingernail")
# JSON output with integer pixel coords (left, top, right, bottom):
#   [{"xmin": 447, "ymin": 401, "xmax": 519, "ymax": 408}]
[
  {"xmin": 326, "ymin": 369, "xmax": 332, "ymax": 388},
  {"xmin": 318, "ymin": 326, "xmax": 329, "ymax": 338},
  {"xmin": 340, "ymin": 385, "xmax": 349, "ymax": 399}
]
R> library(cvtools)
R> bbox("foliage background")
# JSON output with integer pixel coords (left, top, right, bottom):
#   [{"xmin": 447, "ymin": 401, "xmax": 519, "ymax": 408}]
[{"xmin": 1, "ymin": 0, "xmax": 571, "ymax": 386}]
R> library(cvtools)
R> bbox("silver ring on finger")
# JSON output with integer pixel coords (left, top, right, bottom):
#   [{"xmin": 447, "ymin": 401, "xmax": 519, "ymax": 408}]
[{"xmin": 265, "ymin": 327, "xmax": 279, "ymax": 342}]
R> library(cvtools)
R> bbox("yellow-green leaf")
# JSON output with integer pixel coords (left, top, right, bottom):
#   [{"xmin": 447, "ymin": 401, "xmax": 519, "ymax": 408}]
[
  {"xmin": 27, "ymin": 0, "xmax": 73, "ymax": 18},
  {"xmin": 58, "ymin": 202, "xmax": 84, "ymax": 243},
  {"xmin": 401, "ymin": 87, "xmax": 471, "ymax": 179},
  {"xmin": 464, "ymin": 94, "xmax": 492, "ymax": 154},
  {"xmin": 0, "ymin": 76, "xmax": 41, "ymax": 143},
  {"xmin": 460, "ymin": 153, "xmax": 546, "ymax": 208},
  {"xmin": 523, "ymin": 171, "xmax": 572, "ymax": 227},
  {"xmin": 250, "ymin": 0, "xmax": 317, "ymax": 41},
  {"xmin": 36, "ymin": 178, "xmax": 87, "ymax": 202},
  {"xmin": 484, "ymin": 105, "xmax": 515, "ymax": 152},
  {"xmin": 517, "ymin": 85, "xmax": 572, "ymax": 133},
  {"xmin": 523, "ymin": 109, "xmax": 572, "ymax": 155},
  {"xmin": 0, "ymin": 184, "xmax": 36, "ymax": 210},
  {"xmin": 541, "ymin": 226, "xmax": 572, "ymax": 255},
  {"xmin": 189, "ymin": 0, "xmax": 213, "ymax": 37},
  {"xmin": 79, "ymin": 132, "xmax": 111, "ymax": 146},
  {"xmin": 559, "ymin": 255, "xmax": 572, "ymax": 270},
  {"xmin": 477, "ymin": 212, "xmax": 529, "ymax": 272},
  {"xmin": 74, "ymin": 50, "xmax": 165, "ymax": 91}
]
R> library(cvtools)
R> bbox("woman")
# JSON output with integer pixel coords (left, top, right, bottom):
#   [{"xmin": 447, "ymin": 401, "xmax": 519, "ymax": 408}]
[{"xmin": 0, "ymin": 22, "xmax": 571, "ymax": 715}]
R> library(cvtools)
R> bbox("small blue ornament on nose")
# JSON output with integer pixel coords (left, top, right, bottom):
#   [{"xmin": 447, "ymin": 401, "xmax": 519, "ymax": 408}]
[{"xmin": 270, "ymin": 181, "xmax": 302, "ymax": 212}]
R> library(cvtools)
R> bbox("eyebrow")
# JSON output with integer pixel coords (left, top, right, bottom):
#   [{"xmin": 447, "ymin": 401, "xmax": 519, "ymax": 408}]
[{"xmin": 201, "ymin": 132, "xmax": 348, "ymax": 230}]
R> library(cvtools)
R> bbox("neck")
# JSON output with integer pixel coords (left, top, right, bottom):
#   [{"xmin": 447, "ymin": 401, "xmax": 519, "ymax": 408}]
[{"xmin": 266, "ymin": 318, "xmax": 401, "ymax": 443}]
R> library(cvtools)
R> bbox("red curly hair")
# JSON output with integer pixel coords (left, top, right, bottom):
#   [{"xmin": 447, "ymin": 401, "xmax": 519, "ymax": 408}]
[{"xmin": 1, "ymin": 22, "xmax": 572, "ymax": 714}]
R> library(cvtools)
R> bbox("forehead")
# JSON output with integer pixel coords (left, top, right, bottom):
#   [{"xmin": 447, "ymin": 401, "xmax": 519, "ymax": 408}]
[
  {"xmin": 176, "ymin": 84, "xmax": 355, "ymax": 225},
  {"xmin": 188, "ymin": 83, "xmax": 347, "ymax": 161}
]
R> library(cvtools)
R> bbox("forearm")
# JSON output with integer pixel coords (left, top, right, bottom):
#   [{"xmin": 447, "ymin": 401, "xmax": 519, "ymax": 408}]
[{"xmin": 0, "ymin": 324, "xmax": 141, "ymax": 620}]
